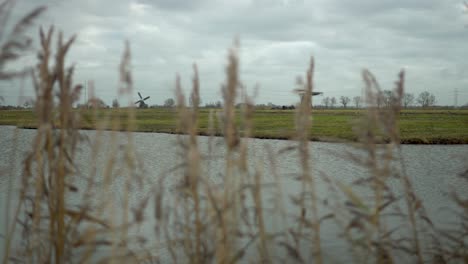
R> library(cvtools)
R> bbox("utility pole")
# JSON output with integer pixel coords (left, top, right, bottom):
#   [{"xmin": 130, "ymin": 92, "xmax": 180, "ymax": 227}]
[{"xmin": 454, "ymin": 88, "xmax": 458, "ymax": 108}]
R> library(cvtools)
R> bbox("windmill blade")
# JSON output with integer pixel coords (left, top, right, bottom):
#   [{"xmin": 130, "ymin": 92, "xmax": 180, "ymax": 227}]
[
  {"xmin": 143, "ymin": 96, "xmax": 150, "ymax": 101},
  {"xmin": 293, "ymin": 89, "xmax": 323, "ymax": 96},
  {"xmin": 135, "ymin": 100, "xmax": 142, "ymax": 104},
  {"xmin": 138, "ymin": 92, "xmax": 142, "ymax": 99}
]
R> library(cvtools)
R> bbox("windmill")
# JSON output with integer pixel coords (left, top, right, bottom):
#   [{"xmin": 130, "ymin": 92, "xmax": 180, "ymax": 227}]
[
  {"xmin": 135, "ymin": 92, "xmax": 150, "ymax": 108},
  {"xmin": 293, "ymin": 89, "xmax": 323, "ymax": 99},
  {"xmin": 293, "ymin": 89, "xmax": 323, "ymax": 107}
]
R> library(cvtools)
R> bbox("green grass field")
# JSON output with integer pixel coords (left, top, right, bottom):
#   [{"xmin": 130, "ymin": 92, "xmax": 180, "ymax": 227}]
[{"xmin": 1, "ymin": 108, "xmax": 467, "ymax": 144}]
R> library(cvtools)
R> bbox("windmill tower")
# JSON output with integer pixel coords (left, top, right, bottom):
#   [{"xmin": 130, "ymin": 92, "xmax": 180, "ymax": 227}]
[{"xmin": 135, "ymin": 92, "xmax": 150, "ymax": 108}]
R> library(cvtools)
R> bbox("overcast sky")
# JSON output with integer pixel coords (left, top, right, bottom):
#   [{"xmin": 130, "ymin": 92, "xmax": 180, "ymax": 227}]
[{"xmin": 2, "ymin": 0, "xmax": 468, "ymax": 106}]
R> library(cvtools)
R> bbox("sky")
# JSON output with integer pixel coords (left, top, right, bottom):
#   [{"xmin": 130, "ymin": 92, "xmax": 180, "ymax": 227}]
[{"xmin": 1, "ymin": 0, "xmax": 468, "ymax": 106}]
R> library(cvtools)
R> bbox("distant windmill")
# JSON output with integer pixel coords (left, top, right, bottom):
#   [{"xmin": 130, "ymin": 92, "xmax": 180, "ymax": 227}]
[
  {"xmin": 294, "ymin": 89, "xmax": 323, "ymax": 106},
  {"xmin": 135, "ymin": 92, "xmax": 150, "ymax": 108},
  {"xmin": 293, "ymin": 89, "xmax": 323, "ymax": 97}
]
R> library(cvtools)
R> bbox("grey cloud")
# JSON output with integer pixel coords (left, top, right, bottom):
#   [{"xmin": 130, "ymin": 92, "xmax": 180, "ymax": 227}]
[
  {"xmin": 324, "ymin": 0, "xmax": 443, "ymax": 16},
  {"xmin": 2, "ymin": 0, "xmax": 467, "ymax": 106},
  {"xmin": 138, "ymin": 0, "xmax": 209, "ymax": 11}
]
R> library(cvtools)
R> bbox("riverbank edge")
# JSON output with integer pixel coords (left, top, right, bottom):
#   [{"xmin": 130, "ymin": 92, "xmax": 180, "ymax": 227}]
[{"xmin": 15, "ymin": 125, "xmax": 468, "ymax": 145}]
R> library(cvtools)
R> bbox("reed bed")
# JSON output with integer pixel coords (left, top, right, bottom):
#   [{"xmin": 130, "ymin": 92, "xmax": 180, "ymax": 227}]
[{"xmin": 1, "ymin": 2, "xmax": 468, "ymax": 263}]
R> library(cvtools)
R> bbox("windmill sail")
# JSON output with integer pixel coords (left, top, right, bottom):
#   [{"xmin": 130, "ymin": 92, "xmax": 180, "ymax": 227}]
[{"xmin": 135, "ymin": 92, "xmax": 150, "ymax": 108}]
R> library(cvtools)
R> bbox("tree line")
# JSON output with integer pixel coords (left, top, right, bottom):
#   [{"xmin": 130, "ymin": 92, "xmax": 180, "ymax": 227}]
[
  {"xmin": 319, "ymin": 90, "xmax": 437, "ymax": 109},
  {"xmin": 0, "ymin": 90, "xmax": 448, "ymax": 110}
]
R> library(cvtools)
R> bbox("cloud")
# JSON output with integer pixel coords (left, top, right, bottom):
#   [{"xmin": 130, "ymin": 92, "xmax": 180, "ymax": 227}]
[
  {"xmin": 140, "ymin": 0, "xmax": 210, "ymax": 11},
  {"xmin": 1, "ymin": 0, "xmax": 467, "ymax": 106}
]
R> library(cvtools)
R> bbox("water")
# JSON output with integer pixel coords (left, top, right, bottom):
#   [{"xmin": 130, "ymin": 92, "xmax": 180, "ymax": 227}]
[{"xmin": 1, "ymin": 126, "xmax": 467, "ymax": 262}]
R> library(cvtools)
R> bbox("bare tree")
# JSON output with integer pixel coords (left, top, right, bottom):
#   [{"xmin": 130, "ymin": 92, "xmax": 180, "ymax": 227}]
[
  {"xmin": 112, "ymin": 99, "xmax": 119, "ymax": 108},
  {"xmin": 383, "ymin": 90, "xmax": 393, "ymax": 107},
  {"xmin": 87, "ymin": 97, "xmax": 107, "ymax": 108},
  {"xmin": 417, "ymin": 91, "xmax": 436, "ymax": 107},
  {"xmin": 353, "ymin": 96, "xmax": 362, "ymax": 108},
  {"xmin": 376, "ymin": 90, "xmax": 384, "ymax": 108},
  {"xmin": 403, "ymin": 93, "xmax": 414, "ymax": 108},
  {"xmin": 322, "ymin": 97, "xmax": 330, "ymax": 108},
  {"xmin": 330, "ymin": 97, "xmax": 337, "ymax": 108},
  {"xmin": 340, "ymin": 96, "xmax": 350, "ymax": 108},
  {"xmin": 189, "ymin": 93, "xmax": 202, "ymax": 107},
  {"xmin": 164, "ymin": 98, "xmax": 175, "ymax": 107},
  {"xmin": 23, "ymin": 98, "xmax": 35, "ymax": 108}
]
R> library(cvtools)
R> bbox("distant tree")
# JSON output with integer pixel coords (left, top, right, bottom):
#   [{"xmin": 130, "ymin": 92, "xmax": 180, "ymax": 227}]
[
  {"xmin": 204, "ymin": 102, "xmax": 215, "ymax": 108},
  {"xmin": 255, "ymin": 103, "xmax": 267, "ymax": 109},
  {"xmin": 403, "ymin": 93, "xmax": 414, "ymax": 108},
  {"xmin": 417, "ymin": 91, "xmax": 436, "ymax": 107},
  {"xmin": 204, "ymin": 101, "xmax": 223, "ymax": 108},
  {"xmin": 87, "ymin": 97, "xmax": 107, "ymax": 108},
  {"xmin": 376, "ymin": 90, "xmax": 384, "ymax": 108},
  {"xmin": 330, "ymin": 97, "xmax": 337, "ymax": 108},
  {"xmin": 112, "ymin": 99, "xmax": 119, "ymax": 108},
  {"xmin": 340, "ymin": 96, "xmax": 350, "ymax": 108},
  {"xmin": 164, "ymin": 98, "xmax": 175, "ymax": 107},
  {"xmin": 383, "ymin": 90, "xmax": 393, "ymax": 107},
  {"xmin": 322, "ymin": 97, "xmax": 330, "ymax": 108},
  {"xmin": 189, "ymin": 94, "xmax": 201, "ymax": 107},
  {"xmin": 23, "ymin": 98, "xmax": 35, "ymax": 108},
  {"xmin": 353, "ymin": 96, "xmax": 362, "ymax": 108}
]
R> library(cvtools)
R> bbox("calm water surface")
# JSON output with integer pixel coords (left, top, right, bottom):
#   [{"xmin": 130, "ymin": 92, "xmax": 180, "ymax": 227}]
[{"xmin": 1, "ymin": 126, "xmax": 467, "ymax": 262}]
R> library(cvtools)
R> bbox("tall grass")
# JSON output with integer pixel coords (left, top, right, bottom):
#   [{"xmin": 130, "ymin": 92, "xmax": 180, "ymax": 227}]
[{"xmin": 1, "ymin": 3, "xmax": 468, "ymax": 263}]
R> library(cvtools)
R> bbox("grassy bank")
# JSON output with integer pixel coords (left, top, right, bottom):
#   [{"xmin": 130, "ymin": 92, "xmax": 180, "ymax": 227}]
[{"xmin": 2, "ymin": 108, "xmax": 467, "ymax": 144}]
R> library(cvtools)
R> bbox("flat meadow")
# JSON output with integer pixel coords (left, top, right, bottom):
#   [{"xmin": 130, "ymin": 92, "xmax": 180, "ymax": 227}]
[{"xmin": 2, "ymin": 108, "xmax": 467, "ymax": 144}]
